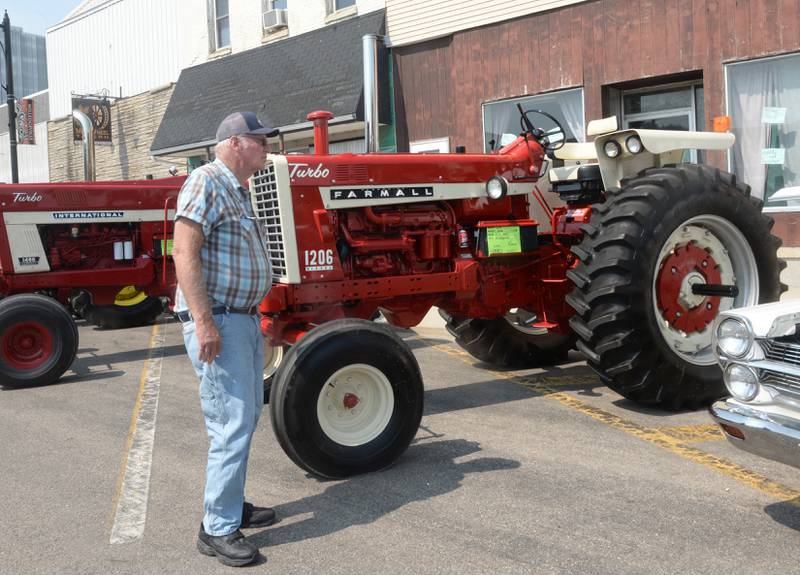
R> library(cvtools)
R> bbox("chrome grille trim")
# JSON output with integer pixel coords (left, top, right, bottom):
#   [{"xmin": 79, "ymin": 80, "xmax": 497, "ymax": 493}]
[
  {"xmin": 762, "ymin": 339, "xmax": 800, "ymax": 368},
  {"xmin": 762, "ymin": 369, "xmax": 800, "ymax": 398},
  {"xmin": 251, "ymin": 163, "xmax": 287, "ymax": 280}
]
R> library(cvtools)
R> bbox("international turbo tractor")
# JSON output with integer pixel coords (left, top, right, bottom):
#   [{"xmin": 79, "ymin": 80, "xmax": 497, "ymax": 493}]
[{"xmin": 1, "ymin": 108, "xmax": 783, "ymax": 481}]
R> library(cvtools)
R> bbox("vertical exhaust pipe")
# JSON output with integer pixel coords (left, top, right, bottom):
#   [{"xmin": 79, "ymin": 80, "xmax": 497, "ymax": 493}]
[
  {"xmin": 308, "ymin": 110, "xmax": 333, "ymax": 155},
  {"xmin": 72, "ymin": 110, "xmax": 95, "ymax": 181},
  {"xmin": 362, "ymin": 34, "xmax": 381, "ymax": 153}
]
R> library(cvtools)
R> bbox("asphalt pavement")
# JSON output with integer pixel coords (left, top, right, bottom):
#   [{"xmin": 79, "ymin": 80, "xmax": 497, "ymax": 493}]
[{"xmin": 2, "ymin": 314, "xmax": 800, "ymax": 574}]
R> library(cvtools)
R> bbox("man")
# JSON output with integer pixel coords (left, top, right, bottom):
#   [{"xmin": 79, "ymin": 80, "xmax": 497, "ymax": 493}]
[{"xmin": 172, "ymin": 111, "xmax": 277, "ymax": 567}]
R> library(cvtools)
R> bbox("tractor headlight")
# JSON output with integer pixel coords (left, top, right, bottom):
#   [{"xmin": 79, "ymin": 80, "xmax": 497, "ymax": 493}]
[
  {"xmin": 625, "ymin": 135, "xmax": 644, "ymax": 154},
  {"xmin": 716, "ymin": 317, "xmax": 752, "ymax": 358},
  {"xmin": 603, "ymin": 140, "xmax": 622, "ymax": 158},
  {"xmin": 486, "ymin": 176, "xmax": 508, "ymax": 200},
  {"xmin": 724, "ymin": 363, "xmax": 760, "ymax": 402}
]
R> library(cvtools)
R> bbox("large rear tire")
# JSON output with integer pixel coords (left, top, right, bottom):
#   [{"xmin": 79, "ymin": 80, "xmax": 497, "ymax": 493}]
[
  {"xmin": 0, "ymin": 294, "xmax": 78, "ymax": 387},
  {"xmin": 440, "ymin": 308, "xmax": 574, "ymax": 367},
  {"xmin": 567, "ymin": 165, "xmax": 784, "ymax": 409},
  {"xmin": 269, "ymin": 319, "xmax": 424, "ymax": 479}
]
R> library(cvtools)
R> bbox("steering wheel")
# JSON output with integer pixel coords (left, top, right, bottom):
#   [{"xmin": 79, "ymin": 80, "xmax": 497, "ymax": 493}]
[{"xmin": 516, "ymin": 105, "xmax": 567, "ymax": 152}]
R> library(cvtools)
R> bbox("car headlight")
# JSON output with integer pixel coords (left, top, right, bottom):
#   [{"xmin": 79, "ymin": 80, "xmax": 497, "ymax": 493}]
[
  {"xmin": 724, "ymin": 363, "xmax": 759, "ymax": 401},
  {"xmin": 603, "ymin": 140, "xmax": 622, "ymax": 158},
  {"xmin": 486, "ymin": 176, "xmax": 508, "ymax": 200},
  {"xmin": 625, "ymin": 135, "xmax": 643, "ymax": 154},
  {"xmin": 716, "ymin": 317, "xmax": 752, "ymax": 358}
]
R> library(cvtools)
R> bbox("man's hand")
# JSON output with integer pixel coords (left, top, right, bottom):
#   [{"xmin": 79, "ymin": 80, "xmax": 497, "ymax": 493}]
[{"xmin": 195, "ymin": 317, "xmax": 222, "ymax": 363}]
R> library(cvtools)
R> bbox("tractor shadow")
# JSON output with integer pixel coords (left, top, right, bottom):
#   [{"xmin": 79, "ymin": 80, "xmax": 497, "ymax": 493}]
[
  {"xmin": 247, "ymin": 438, "xmax": 519, "ymax": 550},
  {"xmin": 764, "ymin": 497, "xmax": 800, "ymax": 531}
]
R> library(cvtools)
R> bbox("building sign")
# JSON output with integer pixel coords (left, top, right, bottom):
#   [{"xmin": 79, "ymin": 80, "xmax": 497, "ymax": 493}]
[
  {"xmin": 16, "ymin": 98, "xmax": 35, "ymax": 145},
  {"xmin": 72, "ymin": 97, "xmax": 112, "ymax": 143}
]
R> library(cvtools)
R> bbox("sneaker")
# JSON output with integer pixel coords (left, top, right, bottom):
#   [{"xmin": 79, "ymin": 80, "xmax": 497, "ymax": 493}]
[
  {"xmin": 196, "ymin": 523, "xmax": 258, "ymax": 567},
  {"xmin": 241, "ymin": 501, "xmax": 277, "ymax": 528}
]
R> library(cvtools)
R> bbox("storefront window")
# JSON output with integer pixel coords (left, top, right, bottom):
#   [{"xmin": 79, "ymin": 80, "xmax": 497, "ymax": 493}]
[
  {"xmin": 727, "ymin": 54, "xmax": 800, "ymax": 209},
  {"xmin": 622, "ymin": 83, "xmax": 704, "ymax": 162},
  {"xmin": 482, "ymin": 88, "xmax": 584, "ymax": 152}
]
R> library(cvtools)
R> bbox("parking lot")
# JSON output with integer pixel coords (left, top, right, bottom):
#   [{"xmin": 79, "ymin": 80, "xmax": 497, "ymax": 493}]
[{"xmin": 3, "ymin": 315, "xmax": 800, "ymax": 574}]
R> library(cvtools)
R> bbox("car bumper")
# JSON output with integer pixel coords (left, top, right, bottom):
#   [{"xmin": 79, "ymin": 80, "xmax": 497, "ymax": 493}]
[{"xmin": 709, "ymin": 399, "xmax": 800, "ymax": 470}]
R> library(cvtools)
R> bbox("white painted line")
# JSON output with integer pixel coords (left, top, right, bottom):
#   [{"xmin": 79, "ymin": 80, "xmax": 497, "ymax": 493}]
[{"xmin": 109, "ymin": 321, "xmax": 166, "ymax": 544}]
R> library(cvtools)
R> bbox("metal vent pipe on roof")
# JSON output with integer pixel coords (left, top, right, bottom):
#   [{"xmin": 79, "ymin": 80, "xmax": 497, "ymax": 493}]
[
  {"xmin": 362, "ymin": 34, "xmax": 381, "ymax": 153},
  {"xmin": 72, "ymin": 110, "xmax": 95, "ymax": 181}
]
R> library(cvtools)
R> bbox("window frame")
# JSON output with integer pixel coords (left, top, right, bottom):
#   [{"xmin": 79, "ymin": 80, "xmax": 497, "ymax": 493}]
[
  {"xmin": 481, "ymin": 87, "xmax": 586, "ymax": 153},
  {"xmin": 620, "ymin": 81, "xmax": 704, "ymax": 163},
  {"xmin": 213, "ymin": 0, "xmax": 230, "ymax": 51},
  {"xmin": 327, "ymin": 0, "xmax": 357, "ymax": 15}
]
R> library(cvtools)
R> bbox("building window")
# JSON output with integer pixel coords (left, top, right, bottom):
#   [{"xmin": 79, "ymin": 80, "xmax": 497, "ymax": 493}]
[
  {"xmin": 328, "ymin": 0, "xmax": 356, "ymax": 13},
  {"xmin": 214, "ymin": 0, "xmax": 230, "ymax": 50},
  {"xmin": 482, "ymin": 87, "xmax": 585, "ymax": 152},
  {"xmin": 271, "ymin": 0, "xmax": 287, "ymax": 8},
  {"xmin": 620, "ymin": 82, "xmax": 704, "ymax": 163},
  {"xmin": 622, "ymin": 84, "xmax": 704, "ymax": 131},
  {"xmin": 727, "ymin": 53, "xmax": 800, "ymax": 209}
]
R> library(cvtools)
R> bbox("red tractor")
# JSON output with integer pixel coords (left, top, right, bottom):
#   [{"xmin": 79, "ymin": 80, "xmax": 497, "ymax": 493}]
[
  {"xmin": 256, "ymin": 110, "xmax": 783, "ymax": 479},
  {"xmin": 0, "ymin": 178, "xmax": 181, "ymax": 386}
]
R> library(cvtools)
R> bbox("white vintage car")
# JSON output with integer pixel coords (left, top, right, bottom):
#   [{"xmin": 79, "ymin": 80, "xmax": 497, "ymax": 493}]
[{"xmin": 710, "ymin": 300, "xmax": 800, "ymax": 469}]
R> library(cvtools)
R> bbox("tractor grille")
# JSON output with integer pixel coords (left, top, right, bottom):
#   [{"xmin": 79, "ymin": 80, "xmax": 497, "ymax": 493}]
[
  {"xmin": 251, "ymin": 163, "xmax": 286, "ymax": 279},
  {"xmin": 761, "ymin": 339, "xmax": 800, "ymax": 369}
]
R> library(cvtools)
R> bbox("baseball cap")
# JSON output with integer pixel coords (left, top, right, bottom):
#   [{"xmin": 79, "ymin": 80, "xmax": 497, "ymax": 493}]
[{"xmin": 215, "ymin": 111, "xmax": 279, "ymax": 141}]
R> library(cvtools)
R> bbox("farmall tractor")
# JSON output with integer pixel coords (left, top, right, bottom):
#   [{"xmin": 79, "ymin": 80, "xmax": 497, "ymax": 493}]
[
  {"xmin": 255, "ymin": 109, "xmax": 783, "ymax": 479},
  {"xmin": 0, "ymin": 178, "xmax": 181, "ymax": 386}
]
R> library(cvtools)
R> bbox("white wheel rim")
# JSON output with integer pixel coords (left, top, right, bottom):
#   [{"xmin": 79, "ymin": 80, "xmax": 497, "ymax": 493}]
[
  {"xmin": 651, "ymin": 215, "xmax": 758, "ymax": 366},
  {"xmin": 263, "ymin": 341, "xmax": 284, "ymax": 381},
  {"xmin": 316, "ymin": 363, "xmax": 395, "ymax": 447}
]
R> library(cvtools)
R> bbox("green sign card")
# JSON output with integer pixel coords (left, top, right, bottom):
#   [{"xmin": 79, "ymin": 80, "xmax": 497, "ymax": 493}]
[{"xmin": 486, "ymin": 226, "xmax": 521, "ymax": 255}]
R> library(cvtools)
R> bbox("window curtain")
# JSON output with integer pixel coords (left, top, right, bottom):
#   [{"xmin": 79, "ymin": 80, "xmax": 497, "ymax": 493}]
[
  {"xmin": 483, "ymin": 88, "xmax": 585, "ymax": 152},
  {"xmin": 728, "ymin": 55, "xmax": 800, "ymax": 207}
]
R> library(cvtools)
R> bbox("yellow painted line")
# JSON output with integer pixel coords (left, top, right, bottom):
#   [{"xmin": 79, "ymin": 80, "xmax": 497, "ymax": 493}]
[
  {"xmin": 108, "ymin": 321, "xmax": 165, "ymax": 543},
  {"xmin": 656, "ymin": 424, "xmax": 725, "ymax": 443},
  {"xmin": 425, "ymin": 339, "xmax": 800, "ymax": 505}
]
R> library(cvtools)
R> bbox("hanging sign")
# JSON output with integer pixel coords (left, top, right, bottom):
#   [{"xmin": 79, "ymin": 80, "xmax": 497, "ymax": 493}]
[
  {"xmin": 72, "ymin": 97, "xmax": 112, "ymax": 143},
  {"xmin": 761, "ymin": 107, "xmax": 787, "ymax": 125},
  {"xmin": 16, "ymin": 98, "xmax": 35, "ymax": 145},
  {"xmin": 761, "ymin": 148, "xmax": 786, "ymax": 165}
]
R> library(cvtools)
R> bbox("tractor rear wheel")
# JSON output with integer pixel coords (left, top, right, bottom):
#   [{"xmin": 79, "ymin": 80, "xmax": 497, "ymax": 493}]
[
  {"xmin": 269, "ymin": 319, "xmax": 423, "ymax": 478},
  {"xmin": 567, "ymin": 164, "xmax": 784, "ymax": 409},
  {"xmin": 83, "ymin": 286, "xmax": 163, "ymax": 329},
  {"xmin": 0, "ymin": 294, "xmax": 78, "ymax": 387},
  {"xmin": 440, "ymin": 308, "xmax": 574, "ymax": 367}
]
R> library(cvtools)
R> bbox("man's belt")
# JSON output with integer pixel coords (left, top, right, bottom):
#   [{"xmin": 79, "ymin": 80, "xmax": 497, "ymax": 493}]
[{"xmin": 175, "ymin": 305, "xmax": 259, "ymax": 323}]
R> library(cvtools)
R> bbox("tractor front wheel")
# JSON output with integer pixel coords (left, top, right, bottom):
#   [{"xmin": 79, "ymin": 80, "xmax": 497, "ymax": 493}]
[
  {"xmin": 269, "ymin": 319, "xmax": 423, "ymax": 478},
  {"xmin": 567, "ymin": 164, "xmax": 784, "ymax": 409},
  {"xmin": 0, "ymin": 294, "xmax": 78, "ymax": 387}
]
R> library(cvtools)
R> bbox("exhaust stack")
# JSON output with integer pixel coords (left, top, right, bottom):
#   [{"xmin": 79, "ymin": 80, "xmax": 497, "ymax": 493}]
[
  {"xmin": 362, "ymin": 34, "xmax": 381, "ymax": 153},
  {"xmin": 72, "ymin": 110, "xmax": 95, "ymax": 181}
]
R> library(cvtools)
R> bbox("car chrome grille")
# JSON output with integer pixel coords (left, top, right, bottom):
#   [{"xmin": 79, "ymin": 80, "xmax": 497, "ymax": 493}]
[
  {"xmin": 251, "ymin": 163, "xmax": 286, "ymax": 279},
  {"xmin": 761, "ymin": 369, "xmax": 800, "ymax": 398},
  {"xmin": 761, "ymin": 339, "xmax": 800, "ymax": 369}
]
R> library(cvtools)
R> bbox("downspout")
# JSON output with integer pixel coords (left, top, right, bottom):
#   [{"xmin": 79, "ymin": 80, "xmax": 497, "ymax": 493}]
[
  {"xmin": 362, "ymin": 34, "xmax": 381, "ymax": 153},
  {"xmin": 72, "ymin": 110, "xmax": 95, "ymax": 181}
]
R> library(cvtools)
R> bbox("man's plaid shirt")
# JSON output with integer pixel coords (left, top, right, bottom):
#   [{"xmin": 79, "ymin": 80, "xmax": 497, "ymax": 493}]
[{"xmin": 173, "ymin": 159, "xmax": 272, "ymax": 312}]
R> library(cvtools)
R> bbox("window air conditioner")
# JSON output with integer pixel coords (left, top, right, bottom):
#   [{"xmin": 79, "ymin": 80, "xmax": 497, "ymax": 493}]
[{"xmin": 263, "ymin": 8, "xmax": 288, "ymax": 31}]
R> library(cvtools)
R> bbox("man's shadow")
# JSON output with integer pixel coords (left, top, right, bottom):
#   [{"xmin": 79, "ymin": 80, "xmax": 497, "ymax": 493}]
[{"xmin": 248, "ymin": 438, "xmax": 520, "ymax": 549}]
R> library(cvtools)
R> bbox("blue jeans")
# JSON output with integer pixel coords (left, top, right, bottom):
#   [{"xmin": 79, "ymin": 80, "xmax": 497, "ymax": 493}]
[{"xmin": 182, "ymin": 310, "xmax": 264, "ymax": 536}]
